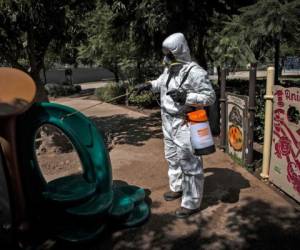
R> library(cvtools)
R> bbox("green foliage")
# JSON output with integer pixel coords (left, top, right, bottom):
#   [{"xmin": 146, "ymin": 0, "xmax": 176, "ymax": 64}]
[
  {"xmin": 0, "ymin": 0, "xmax": 95, "ymax": 84},
  {"xmin": 239, "ymin": 0, "xmax": 300, "ymax": 42},
  {"xmin": 82, "ymin": 0, "xmax": 252, "ymax": 74},
  {"xmin": 128, "ymin": 90, "xmax": 158, "ymax": 108},
  {"xmin": 78, "ymin": 1, "xmax": 163, "ymax": 84},
  {"xmin": 94, "ymin": 83, "xmax": 158, "ymax": 108},
  {"xmin": 78, "ymin": 2, "xmax": 124, "ymax": 79},
  {"xmin": 95, "ymin": 84, "xmax": 126, "ymax": 104},
  {"xmin": 281, "ymin": 41, "xmax": 300, "ymax": 59},
  {"xmin": 45, "ymin": 83, "xmax": 81, "ymax": 97},
  {"xmin": 208, "ymin": 0, "xmax": 300, "ymax": 70}
]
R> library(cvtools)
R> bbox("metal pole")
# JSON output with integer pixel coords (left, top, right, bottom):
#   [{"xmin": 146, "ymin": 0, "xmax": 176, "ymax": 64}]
[
  {"xmin": 246, "ymin": 64, "xmax": 256, "ymax": 169},
  {"xmin": 261, "ymin": 66, "xmax": 275, "ymax": 178},
  {"xmin": 219, "ymin": 69, "xmax": 227, "ymax": 150}
]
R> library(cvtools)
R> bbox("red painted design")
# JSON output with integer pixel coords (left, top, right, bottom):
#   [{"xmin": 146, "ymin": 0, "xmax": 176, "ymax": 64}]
[
  {"xmin": 287, "ymin": 161, "xmax": 300, "ymax": 194},
  {"xmin": 274, "ymin": 142, "xmax": 282, "ymax": 158},
  {"xmin": 279, "ymin": 136, "xmax": 291, "ymax": 156},
  {"xmin": 273, "ymin": 90, "xmax": 300, "ymax": 195}
]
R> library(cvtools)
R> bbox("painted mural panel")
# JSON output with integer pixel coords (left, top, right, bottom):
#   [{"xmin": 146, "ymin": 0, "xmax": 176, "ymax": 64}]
[
  {"xmin": 270, "ymin": 86, "xmax": 300, "ymax": 202},
  {"xmin": 226, "ymin": 93, "xmax": 249, "ymax": 163}
]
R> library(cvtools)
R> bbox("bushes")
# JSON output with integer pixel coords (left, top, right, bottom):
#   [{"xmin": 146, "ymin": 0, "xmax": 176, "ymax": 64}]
[
  {"xmin": 45, "ymin": 83, "xmax": 81, "ymax": 97},
  {"xmin": 128, "ymin": 89, "xmax": 158, "ymax": 108},
  {"xmin": 95, "ymin": 83, "xmax": 126, "ymax": 104},
  {"xmin": 95, "ymin": 83, "xmax": 158, "ymax": 108}
]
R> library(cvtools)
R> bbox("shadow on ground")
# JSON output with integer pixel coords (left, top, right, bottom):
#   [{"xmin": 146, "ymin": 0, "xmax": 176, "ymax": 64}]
[
  {"xmin": 48, "ymin": 166, "xmax": 300, "ymax": 250},
  {"xmin": 202, "ymin": 167, "xmax": 250, "ymax": 207},
  {"xmin": 90, "ymin": 112, "xmax": 163, "ymax": 147}
]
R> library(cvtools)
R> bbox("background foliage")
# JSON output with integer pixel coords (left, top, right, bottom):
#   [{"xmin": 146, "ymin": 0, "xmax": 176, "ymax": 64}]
[{"xmin": 1, "ymin": 0, "xmax": 300, "ymax": 142}]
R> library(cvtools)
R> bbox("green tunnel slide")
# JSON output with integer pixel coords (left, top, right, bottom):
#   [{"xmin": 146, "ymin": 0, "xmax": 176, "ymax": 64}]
[{"xmin": 17, "ymin": 102, "xmax": 150, "ymax": 243}]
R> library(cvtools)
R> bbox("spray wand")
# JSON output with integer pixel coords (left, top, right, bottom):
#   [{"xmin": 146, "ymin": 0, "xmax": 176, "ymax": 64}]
[{"xmin": 60, "ymin": 89, "xmax": 135, "ymax": 121}]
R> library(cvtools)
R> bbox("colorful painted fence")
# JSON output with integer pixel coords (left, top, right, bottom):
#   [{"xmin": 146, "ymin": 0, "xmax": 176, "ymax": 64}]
[
  {"xmin": 269, "ymin": 86, "xmax": 300, "ymax": 202},
  {"xmin": 226, "ymin": 93, "xmax": 249, "ymax": 165}
]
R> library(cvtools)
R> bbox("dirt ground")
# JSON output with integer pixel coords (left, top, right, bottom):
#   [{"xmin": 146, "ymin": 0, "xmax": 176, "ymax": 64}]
[
  {"xmin": 34, "ymin": 124, "xmax": 83, "ymax": 182},
  {"xmin": 37, "ymin": 97, "xmax": 300, "ymax": 250},
  {"xmin": 36, "ymin": 152, "xmax": 82, "ymax": 182}
]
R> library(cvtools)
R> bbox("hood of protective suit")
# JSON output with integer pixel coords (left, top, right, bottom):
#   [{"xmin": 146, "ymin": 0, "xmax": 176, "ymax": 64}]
[{"xmin": 162, "ymin": 33, "xmax": 192, "ymax": 63}]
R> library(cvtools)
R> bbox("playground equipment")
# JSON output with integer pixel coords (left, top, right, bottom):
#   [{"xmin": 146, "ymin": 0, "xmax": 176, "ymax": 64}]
[
  {"xmin": 219, "ymin": 65, "xmax": 257, "ymax": 169},
  {"xmin": 0, "ymin": 68, "xmax": 150, "ymax": 248},
  {"xmin": 218, "ymin": 65, "xmax": 299, "ymax": 202}
]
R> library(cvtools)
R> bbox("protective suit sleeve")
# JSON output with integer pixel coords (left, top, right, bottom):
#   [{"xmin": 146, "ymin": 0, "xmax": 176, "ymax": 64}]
[
  {"xmin": 150, "ymin": 68, "xmax": 167, "ymax": 93},
  {"xmin": 185, "ymin": 67, "xmax": 216, "ymax": 107}
]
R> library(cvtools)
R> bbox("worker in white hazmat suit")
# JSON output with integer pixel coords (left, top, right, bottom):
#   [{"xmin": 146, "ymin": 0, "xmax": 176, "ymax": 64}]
[{"xmin": 134, "ymin": 33, "xmax": 215, "ymax": 218}]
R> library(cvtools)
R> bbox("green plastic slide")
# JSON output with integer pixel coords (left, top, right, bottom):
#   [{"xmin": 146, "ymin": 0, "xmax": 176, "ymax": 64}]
[{"xmin": 17, "ymin": 102, "xmax": 150, "ymax": 243}]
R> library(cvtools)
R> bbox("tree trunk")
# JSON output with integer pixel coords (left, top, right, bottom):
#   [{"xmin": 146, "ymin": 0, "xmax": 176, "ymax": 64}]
[
  {"xmin": 274, "ymin": 39, "xmax": 280, "ymax": 84},
  {"xmin": 42, "ymin": 62, "xmax": 47, "ymax": 85},
  {"xmin": 114, "ymin": 71, "xmax": 119, "ymax": 83},
  {"xmin": 113, "ymin": 63, "xmax": 119, "ymax": 82},
  {"xmin": 195, "ymin": 42, "xmax": 207, "ymax": 70},
  {"xmin": 136, "ymin": 60, "xmax": 142, "ymax": 83},
  {"xmin": 30, "ymin": 68, "xmax": 49, "ymax": 102},
  {"xmin": 217, "ymin": 66, "xmax": 221, "ymax": 86},
  {"xmin": 27, "ymin": 31, "xmax": 49, "ymax": 102}
]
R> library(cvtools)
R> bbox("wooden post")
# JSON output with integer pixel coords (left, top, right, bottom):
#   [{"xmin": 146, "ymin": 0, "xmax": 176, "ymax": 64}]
[
  {"xmin": 246, "ymin": 64, "xmax": 256, "ymax": 169},
  {"xmin": 261, "ymin": 66, "xmax": 275, "ymax": 178},
  {"xmin": 219, "ymin": 69, "xmax": 227, "ymax": 150}
]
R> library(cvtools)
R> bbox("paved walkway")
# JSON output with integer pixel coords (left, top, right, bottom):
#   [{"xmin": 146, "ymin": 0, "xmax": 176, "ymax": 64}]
[{"xmin": 52, "ymin": 97, "xmax": 300, "ymax": 250}]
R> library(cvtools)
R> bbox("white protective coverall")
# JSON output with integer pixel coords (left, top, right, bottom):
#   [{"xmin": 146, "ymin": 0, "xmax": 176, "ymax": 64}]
[{"xmin": 150, "ymin": 33, "xmax": 215, "ymax": 209}]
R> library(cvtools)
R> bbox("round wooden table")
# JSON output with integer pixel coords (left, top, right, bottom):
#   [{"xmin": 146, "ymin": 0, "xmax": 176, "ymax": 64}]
[{"xmin": 0, "ymin": 67, "xmax": 36, "ymax": 117}]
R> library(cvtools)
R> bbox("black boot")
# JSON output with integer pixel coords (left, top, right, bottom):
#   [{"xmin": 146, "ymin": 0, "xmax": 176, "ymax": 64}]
[
  {"xmin": 175, "ymin": 207, "xmax": 200, "ymax": 218},
  {"xmin": 163, "ymin": 191, "xmax": 182, "ymax": 201}
]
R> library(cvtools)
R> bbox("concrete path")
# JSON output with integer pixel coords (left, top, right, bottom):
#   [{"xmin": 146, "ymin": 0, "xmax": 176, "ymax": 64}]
[
  {"xmin": 52, "ymin": 97, "xmax": 300, "ymax": 250},
  {"xmin": 79, "ymin": 81, "xmax": 111, "ymax": 90}
]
